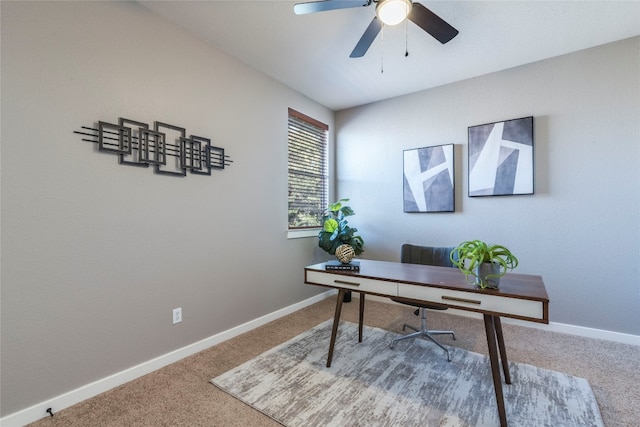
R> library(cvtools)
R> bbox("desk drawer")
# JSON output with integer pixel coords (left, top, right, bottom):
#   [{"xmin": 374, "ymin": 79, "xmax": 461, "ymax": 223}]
[
  {"xmin": 306, "ymin": 270, "xmax": 397, "ymax": 296},
  {"xmin": 397, "ymin": 284, "xmax": 544, "ymax": 321}
]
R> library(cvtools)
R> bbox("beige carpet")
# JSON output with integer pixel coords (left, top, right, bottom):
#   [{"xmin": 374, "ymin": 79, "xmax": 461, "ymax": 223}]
[{"xmin": 28, "ymin": 295, "xmax": 639, "ymax": 427}]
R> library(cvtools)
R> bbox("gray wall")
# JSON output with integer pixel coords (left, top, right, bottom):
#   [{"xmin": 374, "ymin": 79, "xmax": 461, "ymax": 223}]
[
  {"xmin": 335, "ymin": 36, "xmax": 640, "ymax": 336},
  {"xmin": 0, "ymin": 1, "xmax": 332, "ymax": 416},
  {"xmin": 2, "ymin": 0, "xmax": 639, "ymax": 420}
]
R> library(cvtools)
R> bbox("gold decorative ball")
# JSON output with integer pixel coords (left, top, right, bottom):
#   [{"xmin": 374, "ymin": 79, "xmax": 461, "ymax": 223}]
[{"xmin": 335, "ymin": 244, "xmax": 355, "ymax": 264}]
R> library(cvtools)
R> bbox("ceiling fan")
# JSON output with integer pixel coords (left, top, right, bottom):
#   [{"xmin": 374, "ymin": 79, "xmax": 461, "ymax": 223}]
[{"xmin": 294, "ymin": 0, "xmax": 459, "ymax": 58}]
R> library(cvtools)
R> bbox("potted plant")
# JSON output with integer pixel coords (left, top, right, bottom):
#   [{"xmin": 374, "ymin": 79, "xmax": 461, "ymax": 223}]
[
  {"xmin": 450, "ymin": 240, "xmax": 518, "ymax": 289},
  {"xmin": 318, "ymin": 198, "xmax": 364, "ymax": 263}
]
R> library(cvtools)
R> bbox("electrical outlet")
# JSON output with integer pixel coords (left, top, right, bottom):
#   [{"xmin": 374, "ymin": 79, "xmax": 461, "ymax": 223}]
[{"xmin": 172, "ymin": 307, "xmax": 182, "ymax": 324}]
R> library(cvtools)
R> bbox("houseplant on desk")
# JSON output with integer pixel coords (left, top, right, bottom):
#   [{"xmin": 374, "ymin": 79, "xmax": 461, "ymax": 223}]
[
  {"xmin": 318, "ymin": 198, "xmax": 364, "ymax": 264},
  {"xmin": 450, "ymin": 240, "xmax": 518, "ymax": 289}
]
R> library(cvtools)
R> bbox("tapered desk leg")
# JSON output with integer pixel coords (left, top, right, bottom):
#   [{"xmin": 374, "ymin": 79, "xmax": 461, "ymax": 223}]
[
  {"xmin": 358, "ymin": 293, "xmax": 365, "ymax": 342},
  {"xmin": 327, "ymin": 289, "xmax": 346, "ymax": 368},
  {"xmin": 484, "ymin": 314, "xmax": 508, "ymax": 427},
  {"xmin": 494, "ymin": 316, "xmax": 511, "ymax": 384}
]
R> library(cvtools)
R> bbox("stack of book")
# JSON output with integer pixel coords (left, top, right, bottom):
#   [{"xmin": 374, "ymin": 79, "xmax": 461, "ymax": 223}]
[{"xmin": 325, "ymin": 260, "xmax": 360, "ymax": 272}]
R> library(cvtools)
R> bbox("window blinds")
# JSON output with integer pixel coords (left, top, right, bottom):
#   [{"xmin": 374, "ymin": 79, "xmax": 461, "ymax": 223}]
[{"xmin": 288, "ymin": 108, "xmax": 328, "ymax": 229}]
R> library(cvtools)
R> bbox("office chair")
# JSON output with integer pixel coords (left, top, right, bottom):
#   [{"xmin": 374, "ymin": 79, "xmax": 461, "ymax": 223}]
[{"xmin": 390, "ymin": 244, "xmax": 457, "ymax": 361}]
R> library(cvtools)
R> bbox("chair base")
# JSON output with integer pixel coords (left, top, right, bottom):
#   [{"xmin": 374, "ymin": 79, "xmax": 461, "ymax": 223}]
[{"xmin": 390, "ymin": 307, "xmax": 456, "ymax": 362}]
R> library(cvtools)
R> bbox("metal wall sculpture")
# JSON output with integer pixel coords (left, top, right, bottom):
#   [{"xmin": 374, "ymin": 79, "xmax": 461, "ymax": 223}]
[{"xmin": 75, "ymin": 118, "xmax": 232, "ymax": 177}]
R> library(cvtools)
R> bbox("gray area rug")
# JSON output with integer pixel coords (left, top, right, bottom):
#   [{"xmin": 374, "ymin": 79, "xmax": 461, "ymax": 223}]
[{"xmin": 211, "ymin": 320, "xmax": 603, "ymax": 427}]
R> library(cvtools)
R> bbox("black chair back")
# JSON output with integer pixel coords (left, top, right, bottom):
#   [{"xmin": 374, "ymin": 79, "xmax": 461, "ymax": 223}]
[{"xmin": 400, "ymin": 244, "xmax": 456, "ymax": 268}]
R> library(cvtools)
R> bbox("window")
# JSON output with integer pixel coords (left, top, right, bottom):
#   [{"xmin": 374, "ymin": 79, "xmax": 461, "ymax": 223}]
[{"xmin": 288, "ymin": 108, "xmax": 328, "ymax": 233}]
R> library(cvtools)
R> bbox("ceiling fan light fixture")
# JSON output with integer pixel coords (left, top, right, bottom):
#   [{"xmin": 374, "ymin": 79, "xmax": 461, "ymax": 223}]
[{"xmin": 376, "ymin": 0, "xmax": 412, "ymax": 26}]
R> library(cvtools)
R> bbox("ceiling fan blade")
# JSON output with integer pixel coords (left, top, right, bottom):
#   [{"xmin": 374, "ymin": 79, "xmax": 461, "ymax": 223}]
[
  {"xmin": 350, "ymin": 17, "xmax": 382, "ymax": 58},
  {"xmin": 294, "ymin": 0, "xmax": 371, "ymax": 15},
  {"xmin": 408, "ymin": 2, "xmax": 458, "ymax": 44}
]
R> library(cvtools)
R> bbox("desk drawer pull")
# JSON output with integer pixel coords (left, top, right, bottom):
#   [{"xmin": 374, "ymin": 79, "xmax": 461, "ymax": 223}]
[
  {"xmin": 442, "ymin": 295, "xmax": 481, "ymax": 305},
  {"xmin": 334, "ymin": 280, "xmax": 360, "ymax": 287}
]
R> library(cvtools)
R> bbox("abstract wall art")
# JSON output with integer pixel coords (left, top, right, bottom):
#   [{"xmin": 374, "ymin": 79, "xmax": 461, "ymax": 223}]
[
  {"xmin": 76, "ymin": 117, "xmax": 232, "ymax": 178},
  {"xmin": 403, "ymin": 144, "xmax": 454, "ymax": 213},
  {"xmin": 468, "ymin": 116, "xmax": 533, "ymax": 196}
]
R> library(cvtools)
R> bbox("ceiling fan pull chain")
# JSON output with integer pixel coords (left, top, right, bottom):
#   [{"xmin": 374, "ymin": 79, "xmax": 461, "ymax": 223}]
[
  {"xmin": 405, "ymin": 13, "xmax": 409, "ymax": 57},
  {"xmin": 380, "ymin": 24, "xmax": 385, "ymax": 73}
]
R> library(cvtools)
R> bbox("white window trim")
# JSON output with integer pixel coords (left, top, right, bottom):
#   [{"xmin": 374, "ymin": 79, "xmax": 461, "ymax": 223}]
[
  {"xmin": 287, "ymin": 228, "xmax": 321, "ymax": 239},
  {"xmin": 287, "ymin": 108, "xmax": 329, "ymax": 232}
]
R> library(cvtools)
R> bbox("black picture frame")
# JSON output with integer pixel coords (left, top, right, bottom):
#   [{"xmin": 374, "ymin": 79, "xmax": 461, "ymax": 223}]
[
  {"xmin": 468, "ymin": 116, "xmax": 534, "ymax": 197},
  {"xmin": 403, "ymin": 144, "xmax": 455, "ymax": 213}
]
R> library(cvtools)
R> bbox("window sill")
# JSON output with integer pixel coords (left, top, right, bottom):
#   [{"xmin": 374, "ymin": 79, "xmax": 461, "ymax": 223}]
[{"xmin": 287, "ymin": 229, "xmax": 320, "ymax": 239}]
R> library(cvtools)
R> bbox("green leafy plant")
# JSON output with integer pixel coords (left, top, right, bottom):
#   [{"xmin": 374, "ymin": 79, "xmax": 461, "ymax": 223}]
[
  {"xmin": 450, "ymin": 240, "xmax": 518, "ymax": 289},
  {"xmin": 318, "ymin": 198, "xmax": 364, "ymax": 256}
]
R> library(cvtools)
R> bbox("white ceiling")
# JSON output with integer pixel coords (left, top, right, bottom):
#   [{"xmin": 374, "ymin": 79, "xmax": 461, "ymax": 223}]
[{"xmin": 140, "ymin": 1, "xmax": 640, "ymax": 111}]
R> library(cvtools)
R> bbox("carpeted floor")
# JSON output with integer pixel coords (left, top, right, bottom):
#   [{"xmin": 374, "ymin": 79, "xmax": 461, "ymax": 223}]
[
  {"xmin": 28, "ymin": 295, "xmax": 639, "ymax": 427},
  {"xmin": 212, "ymin": 320, "xmax": 603, "ymax": 426}
]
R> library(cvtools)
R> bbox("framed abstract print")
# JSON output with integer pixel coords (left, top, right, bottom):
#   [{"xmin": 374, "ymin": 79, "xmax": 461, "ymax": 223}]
[
  {"xmin": 468, "ymin": 116, "xmax": 534, "ymax": 197},
  {"xmin": 403, "ymin": 144, "xmax": 454, "ymax": 213}
]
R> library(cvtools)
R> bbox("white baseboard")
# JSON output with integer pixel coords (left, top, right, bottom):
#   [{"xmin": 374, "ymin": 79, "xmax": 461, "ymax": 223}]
[
  {"xmin": 371, "ymin": 294, "xmax": 640, "ymax": 346},
  {"xmin": 0, "ymin": 290, "xmax": 336, "ymax": 427},
  {"xmin": 500, "ymin": 315, "xmax": 640, "ymax": 346},
  {"xmin": 5, "ymin": 289, "xmax": 637, "ymax": 426}
]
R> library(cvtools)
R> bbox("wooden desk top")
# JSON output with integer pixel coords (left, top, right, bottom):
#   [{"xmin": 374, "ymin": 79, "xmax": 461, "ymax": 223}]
[{"xmin": 305, "ymin": 259, "xmax": 549, "ymax": 318}]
